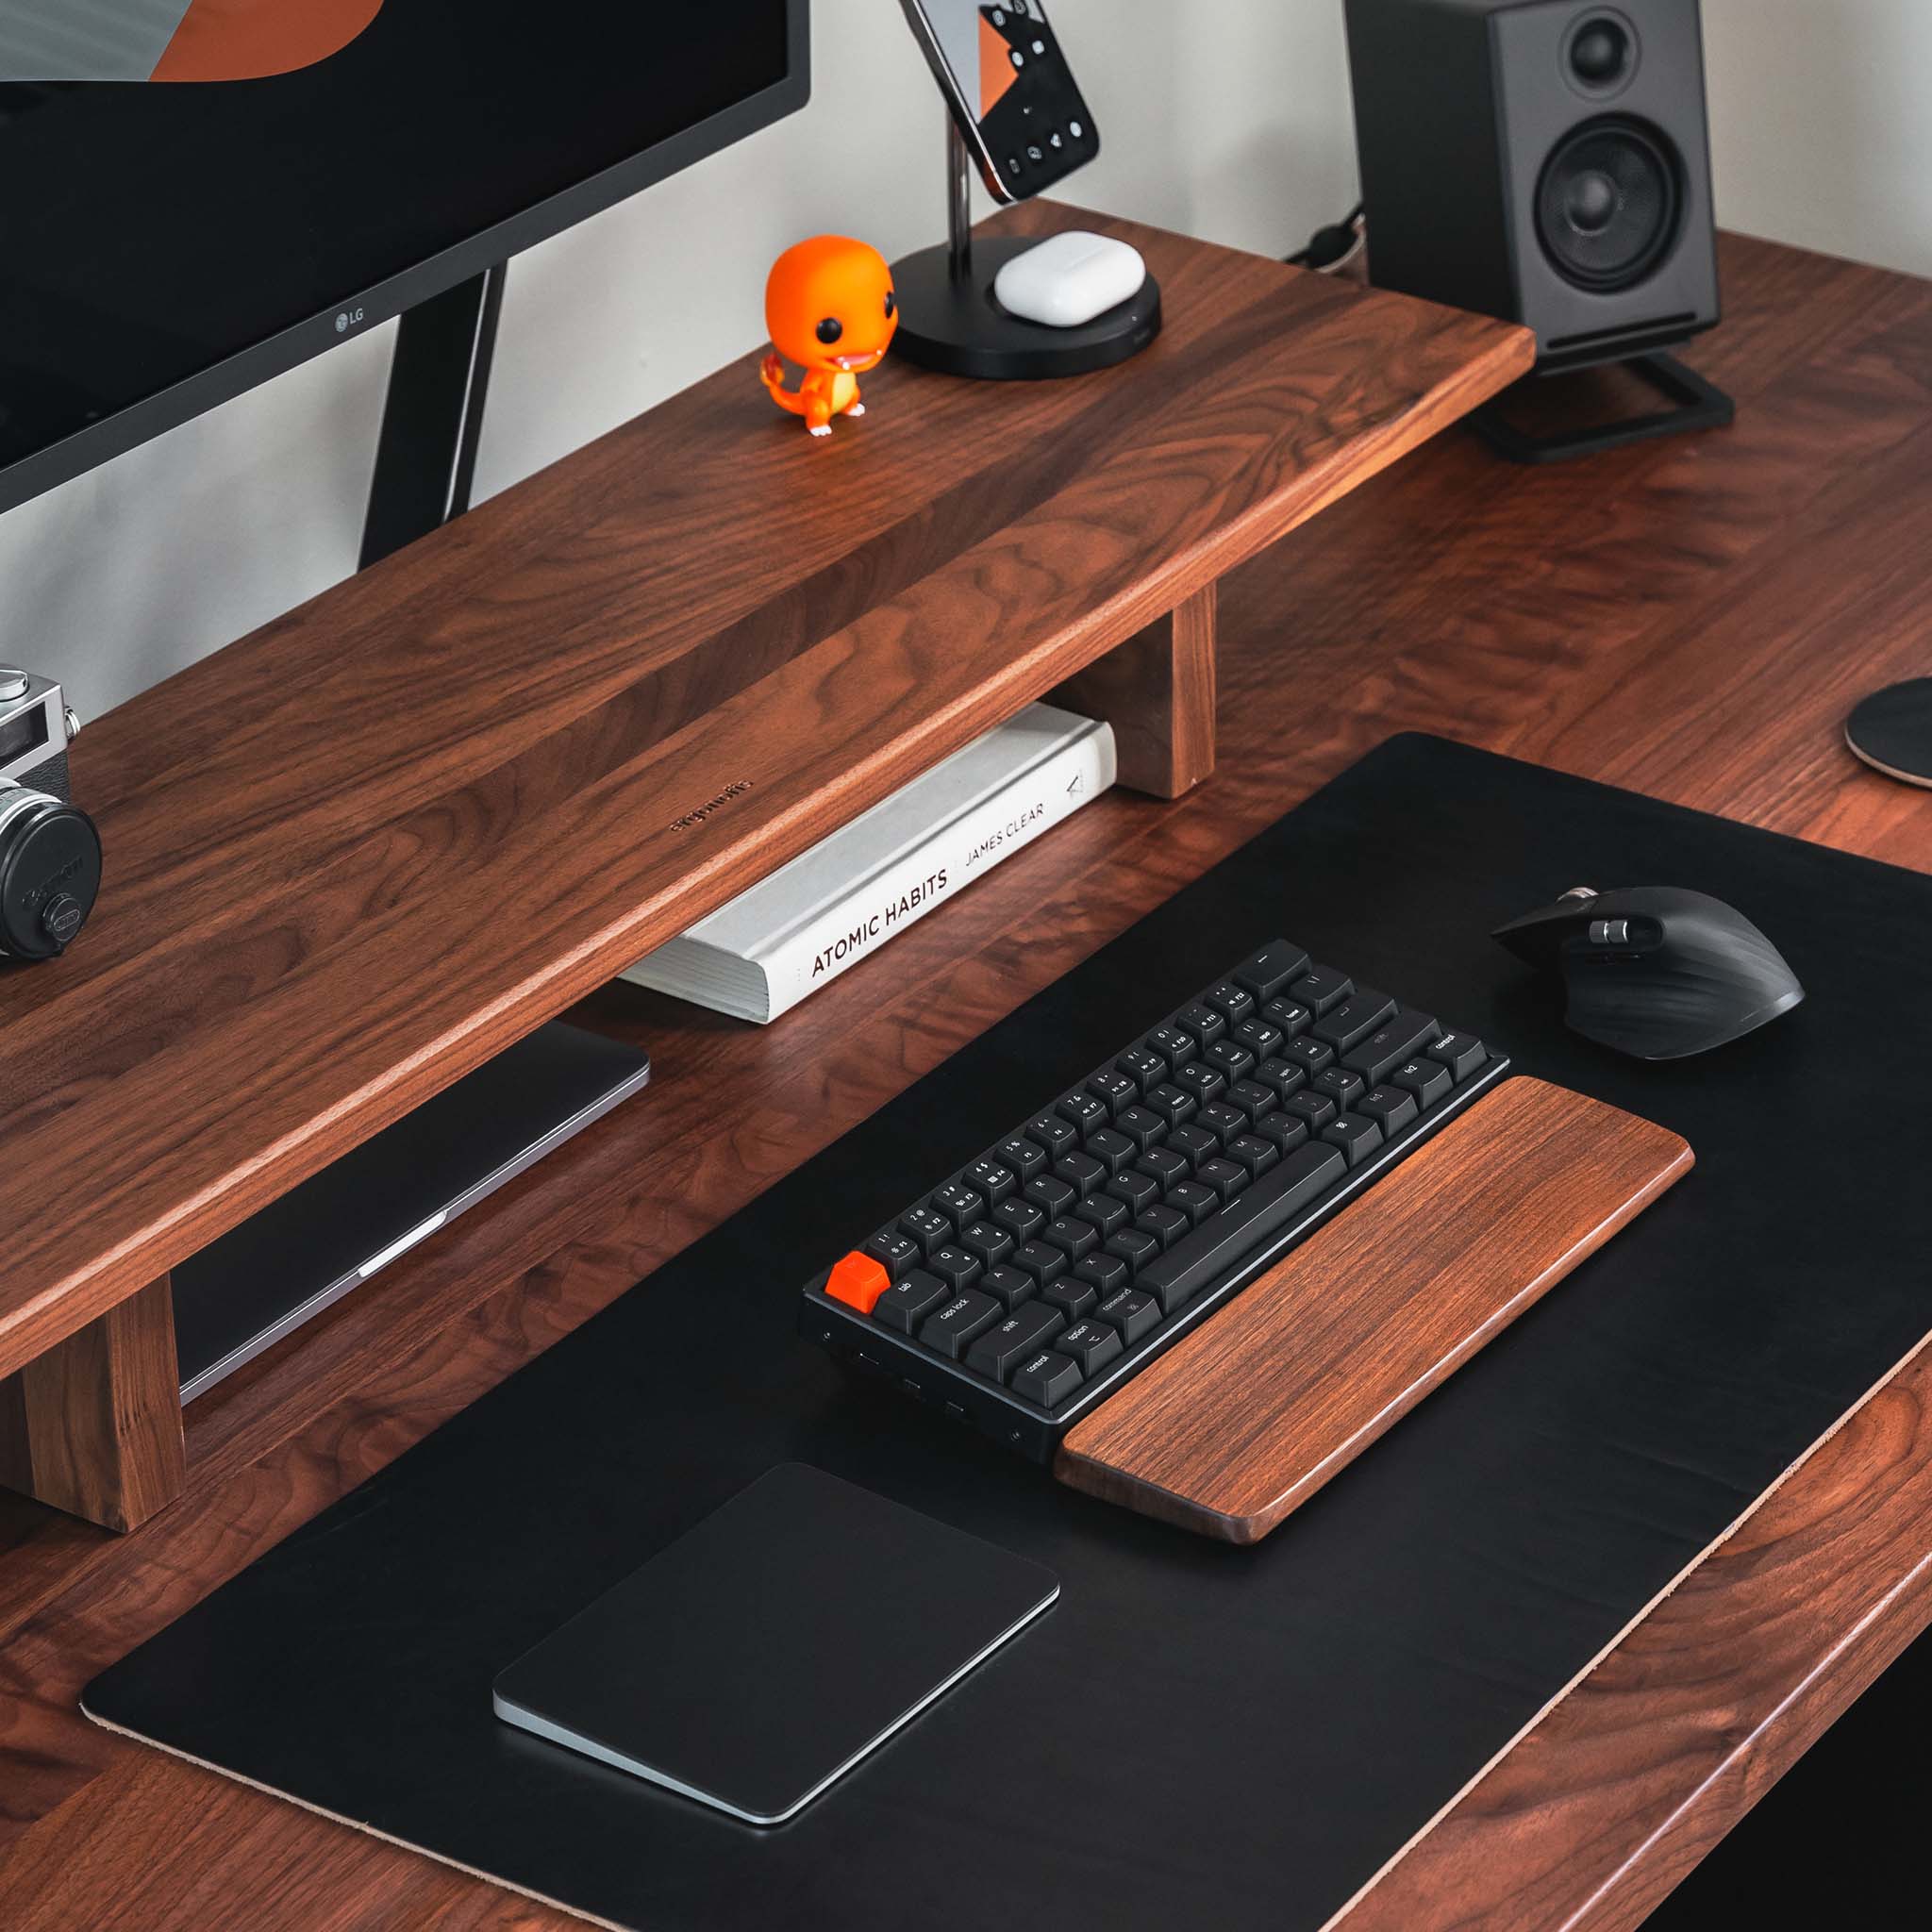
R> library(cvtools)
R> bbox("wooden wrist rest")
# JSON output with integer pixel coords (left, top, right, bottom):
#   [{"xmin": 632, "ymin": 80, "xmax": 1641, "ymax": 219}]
[{"xmin": 1054, "ymin": 1077, "xmax": 1692, "ymax": 1544}]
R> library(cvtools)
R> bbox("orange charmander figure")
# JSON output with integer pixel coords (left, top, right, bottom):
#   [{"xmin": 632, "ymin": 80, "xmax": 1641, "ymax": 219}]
[{"xmin": 759, "ymin": 235, "xmax": 899, "ymax": 438}]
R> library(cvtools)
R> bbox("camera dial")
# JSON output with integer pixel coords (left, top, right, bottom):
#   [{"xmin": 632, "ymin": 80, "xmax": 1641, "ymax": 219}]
[{"xmin": 0, "ymin": 780, "xmax": 103, "ymax": 961}]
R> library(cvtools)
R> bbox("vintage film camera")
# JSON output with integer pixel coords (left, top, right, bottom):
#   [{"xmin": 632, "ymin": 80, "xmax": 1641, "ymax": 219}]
[{"xmin": 0, "ymin": 666, "xmax": 101, "ymax": 962}]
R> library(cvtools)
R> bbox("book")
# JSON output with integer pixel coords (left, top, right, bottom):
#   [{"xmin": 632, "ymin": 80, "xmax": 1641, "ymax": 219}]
[{"xmin": 622, "ymin": 702, "xmax": 1116, "ymax": 1023}]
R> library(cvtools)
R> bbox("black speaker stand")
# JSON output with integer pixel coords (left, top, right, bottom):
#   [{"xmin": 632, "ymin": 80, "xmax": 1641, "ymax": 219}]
[
  {"xmin": 1471, "ymin": 353, "xmax": 1734, "ymax": 465},
  {"xmin": 891, "ymin": 125, "xmax": 1160, "ymax": 380}
]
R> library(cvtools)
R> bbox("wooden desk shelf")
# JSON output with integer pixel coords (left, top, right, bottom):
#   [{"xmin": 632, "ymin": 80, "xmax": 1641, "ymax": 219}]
[{"xmin": 0, "ymin": 204, "xmax": 1529, "ymax": 1529}]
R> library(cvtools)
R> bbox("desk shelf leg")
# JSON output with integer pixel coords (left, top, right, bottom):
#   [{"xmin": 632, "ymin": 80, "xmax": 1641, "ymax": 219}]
[
  {"xmin": 0, "ymin": 1276, "xmax": 187, "ymax": 1532},
  {"xmin": 1053, "ymin": 583, "xmax": 1217, "ymax": 798}
]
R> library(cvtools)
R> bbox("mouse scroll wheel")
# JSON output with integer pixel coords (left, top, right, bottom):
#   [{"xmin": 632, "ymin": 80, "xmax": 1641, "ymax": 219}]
[{"xmin": 1590, "ymin": 918, "xmax": 1631, "ymax": 945}]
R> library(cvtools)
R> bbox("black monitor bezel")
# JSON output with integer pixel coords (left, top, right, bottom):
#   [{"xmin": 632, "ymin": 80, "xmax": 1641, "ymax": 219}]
[{"xmin": 0, "ymin": 4, "xmax": 809, "ymax": 516}]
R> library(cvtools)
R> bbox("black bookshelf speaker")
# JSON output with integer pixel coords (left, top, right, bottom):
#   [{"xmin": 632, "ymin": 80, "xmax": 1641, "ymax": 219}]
[{"xmin": 1344, "ymin": 0, "xmax": 1721, "ymax": 380}]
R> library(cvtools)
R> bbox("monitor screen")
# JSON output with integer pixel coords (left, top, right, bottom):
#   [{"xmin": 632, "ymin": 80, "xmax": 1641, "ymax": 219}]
[{"xmin": 0, "ymin": 0, "xmax": 806, "ymax": 510}]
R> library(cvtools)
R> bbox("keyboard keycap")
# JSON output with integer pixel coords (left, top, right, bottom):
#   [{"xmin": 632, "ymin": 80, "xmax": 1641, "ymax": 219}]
[
  {"xmin": 966, "ymin": 1302, "xmax": 1065, "ymax": 1381},
  {"xmin": 1174, "ymin": 1061, "xmax": 1227, "ymax": 1103},
  {"xmin": 933, "ymin": 1180, "xmax": 982, "ymax": 1225},
  {"xmin": 1225, "ymin": 1078, "xmax": 1278, "ymax": 1123},
  {"xmin": 1167, "ymin": 1123, "xmax": 1219, "ymax": 1169},
  {"xmin": 900, "ymin": 1204, "xmax": 952, "ymax": 1255},
  {"xmin": 1311, "ymin": 989, "xmax": 1395, "ymax": 1051},
  {"xmin": 1013, "ymin": 1240, "xmax": 1068, "ymax": 1284},
  {"xmin": 1197, "ymin": 1101, "xmax": 1249, "ymax": 1145},
  {"xmin": 1203, "ymin": 981, "xmax": 1256, "ymax": 1024},
  {"xmin": 1357, "ymin": 1085, "xmax": 1419, "ymax": 1135},
  {"xmin": 1138, "ymin": 1146, "xmax": 1191, "ymax": 1189},
  {"xmin": 1028, "ymin": 1112, "xmax": 1080, "ymax": 1158},
  {"xmin": 1145, "ymin": 1025, "xmax": 1196, "ymax": 1069},
  {"xmin": 1024, "ymin": 1174, "xmax": 1076, "ymax": 1219},
  {"xmin": 1428, "ymin": 1029, "xmax": 1488, "ymax": 1081},
  {"xmin": 1012, "ymin": 1350, "xmax": 1083, "ymax": 1408},
  {"xmin": 1138, "ymin": 1204, "xmax": 1191, "ymax": 1251},
  {"xmin": 996, "ymin": 1135, "xmax": 1048, "ymax": 1180},
  {"xmin": 1114, "ymin": 1105, "xmax": 1167, "ymax": 1152},
  {"xmin": 1196, "ymin": 1157, "xmax": 1247, "ymax": 1203},
  {"xmin": 1233, "ymin": 1017, "xmax": 1285, "ymax": 1059},
  {"xmin": 966, "ymin": 1158, "xmax": 1016, "ymax": 1207},
  {"xmin": 1282, "ymin": 1037, "xmax": 1335, "ymax": 1075},
  {"xmin": 1097, "ymin": 1287, "xmax": 1160, "ymax": 1342},
  {"xmin": 977, "ymin": 1263, "xmax": 1036, "ymax": 1311},
  {"xmin": 1292, "ymin": 964, "xmax": 1354, "ymax": 1014},
  {"xmin": 1106, "ymin": 1169, "xmax": 1162, "ymax": 1216},
  {"xmin": 1260, "ymin": 996, "xmax": 1313, "ymax": 1037},
  {"xmin": 1257, "ymin": 1057, "xmax": 1307, "ymax": 1100},
  {"xmin": 1284, "ymin": 1091, "xmax": 1338, "ymax": 1131},
  {"xmin": 1117, "ymin": 1047, "xmax": 1167, "ymax": 1091},
  {"xmin": 1391, "ymin": 1057, "xmax": 1454, "ymax": 1108},
  {"xmin": 1255, "ymin": 1111, "xmax": 1309, "ymax": 1155},
  {"xmin": 1056, "ymin": 1318, "xmax": 1124, "ymax": 1375},
  {"xmin": 920, "ymin": 1291, "xmax": 1003, "ymax": 1359},
  {"xmin": 1058, "ymin": 1091, "xmax": 1110, "ymax": 1134},
  {"xmin": 928, "ymin": 1244, "xmax": 982, "ymax": 1292},
  {"xmin": 1044, "ymin": 1216, "xmax": 1099, "ymax": 1260},
  {"xmin": 1086, "ymin": 1126, "xmax": 1137, "ymax": 1175},
  {"xmin": 1226, "ymin": 1132, "xmax": 1279, "ymax": 1177},
  {"xmin": 959, "ymin": 1220, "xmax": 1014, "ymax": 1270},
  {"xmin": 1074, "ymin": 1251, "xmax": 1130, "ymax": 1298},
  {"xmin": 1174, "ymin": 1003, "xmax": 1226, "ymax": 1046},
  {"xmin": 1075, "ymin": 1191, "xmax": 1130, "ymax": 1239},
  {"xmin": 1322, "ymin": 1114, "xmax": 1385, "ymax": 1167},
  {"xmin": 1313, "ymin": 1067, "xmax": 1367, "ymax": 1108},
  {"xmin": 1055, "ymin": 1151, "xmax": 1107, "ymax": 1198},
  {"xmin": 1139, "ymin": 1141, "xmax": 1348, "ymax": 1312},
  {"xmin": 1205, "ymin": 1038, "xmax": 1256, "ymax": 1080},
  {"xmin": 1087, "ymin": 1069, "xmax": 1139, "ymax": 1116},
  {"xmin": 1341, "ymin": 1008, "xmax": 1443, "ymax": 1085},
  {"xmin": 1145, "ymin": 1082, "xmax": 1197, "ymax": 1126},
  {"xmin": 1233, "ymin": 940, "xmax": 1309, "ymax": 1000},
  {"xmin": 1105, "ymin": 1226, "xmax": 1160, "ymax": 1275},
  {"xmin": 993, "ymin": 1196, "xmax": 1046, "ymax": 1241},
  {"xmin": 1041, "ymin": 1277, "xmax": 1097, "ymax": 1322},
  {"xmin": 1168, "ymin": 1179, "xmax": 1219, "ymax": 1224},
  {"xmin": 874, "ymin": 1269, "xmax": 950, "ymax": 1332},
  {"xmin": 864, "ymin": 1230, "xmax": 921, "ymax": 1280},
  {"xmin": 826, "ymin": 1251, "xmax": 891, "ymax": 1314}
]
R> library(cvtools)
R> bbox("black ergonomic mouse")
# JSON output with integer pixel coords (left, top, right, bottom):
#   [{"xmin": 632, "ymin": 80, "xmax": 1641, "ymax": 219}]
[{"xmin": 1492, "ymin": 886, "xmax": 1805, "ymax": 1060}]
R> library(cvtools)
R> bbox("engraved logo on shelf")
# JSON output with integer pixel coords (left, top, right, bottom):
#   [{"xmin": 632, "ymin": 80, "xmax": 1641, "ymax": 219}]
[{"xmin": 668, "ymin": 778, "xmax": 755, "ymax": 833}]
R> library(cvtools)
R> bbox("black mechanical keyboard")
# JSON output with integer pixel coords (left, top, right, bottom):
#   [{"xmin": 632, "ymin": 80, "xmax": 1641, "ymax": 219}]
[{"xmin": 801, "ymin": 938, "xmax": 1510, "ymax": 1461}]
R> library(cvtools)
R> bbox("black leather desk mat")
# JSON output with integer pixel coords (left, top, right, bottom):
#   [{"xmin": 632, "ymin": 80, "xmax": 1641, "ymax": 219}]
[{"xmin": 87, "ymin": 736, "xmax": 1932, "ymax": 1931}]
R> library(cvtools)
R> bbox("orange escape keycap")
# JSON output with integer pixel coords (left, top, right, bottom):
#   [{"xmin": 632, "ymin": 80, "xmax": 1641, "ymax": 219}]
[{"xmin": 826, "ymin": 1251, "xmax": 891, "ymax": 1315}]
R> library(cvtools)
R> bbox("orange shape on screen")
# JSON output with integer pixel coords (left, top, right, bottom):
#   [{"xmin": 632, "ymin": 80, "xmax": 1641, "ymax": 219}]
[
  {"xmin": 978, "ymin": 11, "xmax": 1018, "ymax": 119},
  {"xmin": 151, "ymin": 0, "xmax": 388, "ymax": 83}
]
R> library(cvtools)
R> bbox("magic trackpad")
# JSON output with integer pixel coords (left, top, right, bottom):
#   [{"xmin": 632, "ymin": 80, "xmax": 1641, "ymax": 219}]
[{"xmin": 491, "ymin": 1463, "xmax": 1058, "ymax": 1824}]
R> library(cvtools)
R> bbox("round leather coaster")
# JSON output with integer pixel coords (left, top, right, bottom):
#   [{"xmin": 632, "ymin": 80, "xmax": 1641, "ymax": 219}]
[{"xmin": 1846, "ymin": 679, "xmax": 1932, "ymax": 789}]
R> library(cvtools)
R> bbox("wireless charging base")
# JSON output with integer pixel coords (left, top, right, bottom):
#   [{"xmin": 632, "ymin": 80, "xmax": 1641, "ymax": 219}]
[{"xmin": 891, "ymin": 127, "xmax": 1160, "ymax": 381}]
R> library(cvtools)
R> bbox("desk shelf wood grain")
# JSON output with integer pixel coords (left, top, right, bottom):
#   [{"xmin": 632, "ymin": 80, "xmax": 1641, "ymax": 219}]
[{"xmin": 0, "ymin": 203, "xmax": 1531, "ymax": 1528}]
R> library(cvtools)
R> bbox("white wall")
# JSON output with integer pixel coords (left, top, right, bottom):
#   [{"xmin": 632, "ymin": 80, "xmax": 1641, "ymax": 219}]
[{"xmin": 3, "ymin": 0, "xmax": 1926, "ymax": 720}]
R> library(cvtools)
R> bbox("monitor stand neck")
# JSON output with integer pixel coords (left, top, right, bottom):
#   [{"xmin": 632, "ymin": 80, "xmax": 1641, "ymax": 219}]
[
  {"xmin": 946, "ymin": 122, "xmax": 974, "ymax": 282},
  {"xmin": 358, "ymin": 262, "xmax": 508, "ymax": 570}
]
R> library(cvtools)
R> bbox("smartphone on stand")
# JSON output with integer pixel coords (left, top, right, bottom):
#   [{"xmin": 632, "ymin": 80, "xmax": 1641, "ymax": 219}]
[{"xmin": 898, "ymin": 0, "xmax": 1098, "ymax": 204}]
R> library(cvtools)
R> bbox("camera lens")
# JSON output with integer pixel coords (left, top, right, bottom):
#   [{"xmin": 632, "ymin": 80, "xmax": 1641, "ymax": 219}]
[{"xmin": 0, "ymin": 781, "xmax": 102, "ymax": 961}]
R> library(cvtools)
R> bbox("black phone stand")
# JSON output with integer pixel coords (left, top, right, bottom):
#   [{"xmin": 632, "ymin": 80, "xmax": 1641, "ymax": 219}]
[
  {"xmin": 891, "ymin": 125, "xmax": 1161, "ymax": 380},
  {"xmin": 1470, "ymin": 352, "xmax": 1735, "ymax": 464}
]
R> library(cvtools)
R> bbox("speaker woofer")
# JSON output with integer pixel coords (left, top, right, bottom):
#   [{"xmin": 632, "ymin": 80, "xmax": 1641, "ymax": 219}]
[{"xmin": 1536, "ymin": 117, "xmax": 1682, "ymax": 292}]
